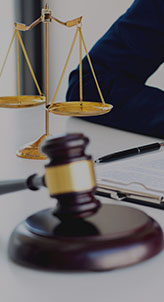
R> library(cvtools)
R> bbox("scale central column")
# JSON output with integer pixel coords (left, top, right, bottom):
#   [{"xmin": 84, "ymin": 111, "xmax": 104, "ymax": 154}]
[
  {"xmin": 16, "ymin": 4, "xmax": 52, "ymax": 160},
  {"xmin": 45, "ymin": 4, "xmax": 49, "ymax": 136}
]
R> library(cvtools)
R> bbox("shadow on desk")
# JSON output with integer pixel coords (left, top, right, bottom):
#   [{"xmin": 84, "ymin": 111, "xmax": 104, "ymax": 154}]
[{"xmin": 66, "ymin": 117, "xmax": 159, "ymax": 160}]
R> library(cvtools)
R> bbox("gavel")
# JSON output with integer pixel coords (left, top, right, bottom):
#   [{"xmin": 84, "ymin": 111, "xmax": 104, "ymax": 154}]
[
  {"xmin": 3, "ymin": 133, "xmax": 163, "ymax": 272},
  {"xmin": 0, "ymin": 133, "xmax": 100, "ymax": 221}
]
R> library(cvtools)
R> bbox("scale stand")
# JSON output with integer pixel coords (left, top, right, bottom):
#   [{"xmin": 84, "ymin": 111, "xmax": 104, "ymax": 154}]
[
  {"xmin": 0, "ymin": 5, "xmax": 112, "ymax": 160},
  {"xmin": 15, "ymin": 6, "xmax": 51, "ymax": 160}
]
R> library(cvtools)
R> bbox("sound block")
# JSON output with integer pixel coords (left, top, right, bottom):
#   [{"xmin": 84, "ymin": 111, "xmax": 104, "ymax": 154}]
[{"xmin": 8, "ymin": 204, "xmax": 164, "ymax": 271}]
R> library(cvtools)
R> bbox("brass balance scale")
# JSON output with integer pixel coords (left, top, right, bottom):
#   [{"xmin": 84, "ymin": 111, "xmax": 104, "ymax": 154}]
[{"xmin": 0, "ymin": 4, "xmax": 113, "ymax": 160}]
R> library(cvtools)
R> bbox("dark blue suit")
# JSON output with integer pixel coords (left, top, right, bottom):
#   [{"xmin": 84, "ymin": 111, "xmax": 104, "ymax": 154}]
[{"xmin": 66, "ymin": 0, "xmax": 164, "ymax": 138}]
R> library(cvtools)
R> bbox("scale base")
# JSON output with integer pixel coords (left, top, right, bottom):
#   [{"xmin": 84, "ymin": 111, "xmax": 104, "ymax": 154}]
[
  {"xmin": 8, "ymin": 204, "xmax": 164, "ymax": 271},
  {"xmin": 16, "ymin": 134, "xmax": 47, "ymax": 160}
]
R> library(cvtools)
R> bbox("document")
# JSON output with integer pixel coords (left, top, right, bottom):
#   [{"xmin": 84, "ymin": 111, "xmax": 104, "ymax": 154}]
[{"xmin": 95, "ymin": 149, "xmax": 164, "ymax": 208}]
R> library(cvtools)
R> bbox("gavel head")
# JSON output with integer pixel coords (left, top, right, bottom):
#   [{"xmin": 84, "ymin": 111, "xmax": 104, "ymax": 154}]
[{"xmin": 41, "ymin": 133, "xmax": 101, "ymax": 221}]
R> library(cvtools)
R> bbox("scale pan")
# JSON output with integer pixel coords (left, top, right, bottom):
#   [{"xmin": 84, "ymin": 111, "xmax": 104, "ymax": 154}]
[
  {"xmin": 48, "ymin": 101, "xmax": 113, "ymax": 116},
  {"xmin": 0, "ymin": 95, "xmax": 45, "ymax": 108}
]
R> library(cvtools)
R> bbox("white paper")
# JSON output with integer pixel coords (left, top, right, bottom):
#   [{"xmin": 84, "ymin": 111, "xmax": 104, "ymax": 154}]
[{"xmin": 95, "ymin": 149, "xmax": 164, "ymax": 197}]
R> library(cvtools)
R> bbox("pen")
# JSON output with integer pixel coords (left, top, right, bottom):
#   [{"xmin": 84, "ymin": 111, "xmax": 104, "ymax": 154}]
[{"xmin": 95, "ymin": 142, "xmax": 164, "ymax": 164}]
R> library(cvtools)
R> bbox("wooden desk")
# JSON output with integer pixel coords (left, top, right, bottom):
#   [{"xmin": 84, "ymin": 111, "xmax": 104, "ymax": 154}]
[{"xmin": 0, "ymin": 108, "xmax": 164, "ymax": 302}]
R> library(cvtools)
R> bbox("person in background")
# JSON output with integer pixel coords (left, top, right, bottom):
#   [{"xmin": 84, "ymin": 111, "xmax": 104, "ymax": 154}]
[{"xmin": 66, "ymin": 0, "xmax": 164, "ymax": 139}]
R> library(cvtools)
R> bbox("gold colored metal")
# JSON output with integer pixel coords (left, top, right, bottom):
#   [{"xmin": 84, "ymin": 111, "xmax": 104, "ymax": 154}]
[
  {"xmin": 0, "ymin": 28, "xmax": 44, "ymax": 108},
  {"xmin": 79, "ymin": 27, "xmax": 83, "ymax": 103},
  {"xmin": 14, "ymin": 17, "xmax": 42, "ymax": 31},
  {"xmin": 45, "ymin": 160, "xmax": 96, "ymax": 195},
  {"xmin": 79, "ymin": 27, "xmax": 106, "ymax": 105},
  {"xmin": 51, "ymin": 16, "xmax": 82, "ymax": 27},
  {"xmin": 0, "ymin": 5, "xmax": 113, "ymax": 159},
  {"xmin": 48, "ymin": 102, "xmax": 113, "ymax": 116},
  {"xmin": 51, "ymin": 27, "xmax": 79, "ymax": 106},
  {"xmin": 16, "ymin": 4, "xmax": 50, "ymax": 159},
  {"xmin": 0, "ymin": 30, "xmax": 16, "ymax": 77},
  {"xmin": 14, "ymin": 10, "xmax": 81, "ymax": 30},
  {"xmin": 17, "ymin": 31, "xmax": 42, "ymax": 96},
  {"xmin": 16, "ymin": 31, "xmax": 20, "ymax": 97},
  {"xmin": 49, "ymin": 23, "xmax": 113, "ymax": 116},
  {"xmin": 45, "ymin": 5, "xmax": 50, "ymax": 136},
  {"xmin": 16, "ymin": 134, "xmax": 47, "ymax": 160},
  {"xmin": 0, "ymin": 95, "xmax": 45, "ymax": 108},
  {"xmin": 14, "ymin": 23, "xmax": 27, "ymax": 31},
  {"xmin": 65, "ymin": 16, "xmax": 82, "ymax": 27}
]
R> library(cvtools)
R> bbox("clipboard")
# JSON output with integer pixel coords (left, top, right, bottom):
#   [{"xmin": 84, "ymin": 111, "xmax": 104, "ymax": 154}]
[
  {"xmin": 95, "ymin": 182, "xmax": 164, "ymax": 210},
  {"xmin": 94, "ymin": 148, "xmax": 164, "ymax": 210}
]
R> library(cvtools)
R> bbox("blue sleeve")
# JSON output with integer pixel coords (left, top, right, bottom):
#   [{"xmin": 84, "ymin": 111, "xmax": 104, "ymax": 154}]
[{"xmin": 66, "ymin": 0, "xmax": 164, "ymax": 138}]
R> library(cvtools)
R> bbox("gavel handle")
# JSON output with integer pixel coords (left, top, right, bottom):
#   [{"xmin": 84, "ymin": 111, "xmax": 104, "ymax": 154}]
[{"xmin": 0, "ymin": 174, "xmax": 45, "ymax": 195}]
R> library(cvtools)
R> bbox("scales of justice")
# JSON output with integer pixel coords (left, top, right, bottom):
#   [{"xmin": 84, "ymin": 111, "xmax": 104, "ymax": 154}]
[{"xmin": 0, "ymin": 4, "xmax": 112, "ymax": 160}]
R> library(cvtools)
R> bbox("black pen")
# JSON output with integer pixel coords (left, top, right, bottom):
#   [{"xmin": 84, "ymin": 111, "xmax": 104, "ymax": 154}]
[{"xmin": 95, "ymin": 142, "xmax": 164, "ymax": 164}]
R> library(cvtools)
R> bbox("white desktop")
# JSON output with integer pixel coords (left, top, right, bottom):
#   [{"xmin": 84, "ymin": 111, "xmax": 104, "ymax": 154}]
[{"xmin": 0, "ymin": 108, "xmax": 164, "ymax": 302}]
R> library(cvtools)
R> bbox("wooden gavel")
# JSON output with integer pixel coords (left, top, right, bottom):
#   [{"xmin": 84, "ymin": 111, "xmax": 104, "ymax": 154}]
[
  {"xmin": 6, "ymin": 134, "xmax": 163, "ymax": 272},
  {"xmin": 0, "ymin": 133, "xmax": 100, "ymax": 221}
]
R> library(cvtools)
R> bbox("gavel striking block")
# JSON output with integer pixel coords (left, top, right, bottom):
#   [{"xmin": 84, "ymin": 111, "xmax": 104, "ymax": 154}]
[{"xmin": 4, "ymin": 133, "xmax": 163, "ymax": 271}]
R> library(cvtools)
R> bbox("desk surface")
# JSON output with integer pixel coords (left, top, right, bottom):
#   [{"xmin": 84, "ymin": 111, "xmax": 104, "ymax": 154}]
[{"xmin": 0, "ymin": 107, "xmax": 164, "ymax": 302}]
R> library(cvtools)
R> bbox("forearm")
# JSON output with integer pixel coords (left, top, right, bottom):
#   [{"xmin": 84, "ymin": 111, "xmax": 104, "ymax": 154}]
[
  {"xmin": 67, "ymin": 69, "xmax": 164, "ymax": 138},
  {"xmin": 66, "ymin": 0, "xmax": 164, "ymax": 138}
]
